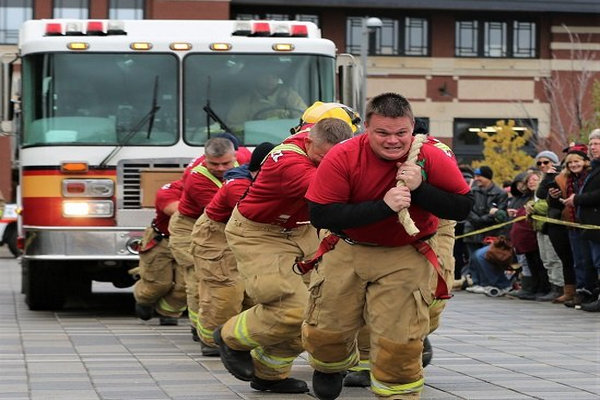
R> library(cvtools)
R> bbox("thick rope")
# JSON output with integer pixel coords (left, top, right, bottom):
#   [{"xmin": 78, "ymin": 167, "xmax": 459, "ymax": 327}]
[{"xmin": 396, "ymin": 134, "xmax": 427, "ymax": 236}]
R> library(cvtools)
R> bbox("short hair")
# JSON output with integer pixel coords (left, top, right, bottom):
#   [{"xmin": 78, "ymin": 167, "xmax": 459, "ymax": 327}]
[
  {"xmin": 205, "ymin": 137, "xmax": 235, "ymax": 158},
  {"xmin": 589, "ymin": 128, "xmax": 600, "ymax": 142},
  {"xmin": 365, "ymin": 92, "xmax": 414, "ymax": 123},
  {"xmin": 309, "ymin": 117, "xmax": 353, "ymax": 145}
]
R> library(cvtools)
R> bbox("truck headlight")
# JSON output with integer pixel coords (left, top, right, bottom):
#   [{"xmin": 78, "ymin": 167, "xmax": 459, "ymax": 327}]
[{"xmin": 62, "ymin": 200, "xmax": 114, "ymax": 217}]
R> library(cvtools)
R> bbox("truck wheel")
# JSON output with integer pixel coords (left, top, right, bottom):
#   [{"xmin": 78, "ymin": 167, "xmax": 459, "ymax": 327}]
[
  {"xmin": 23, "ymin": 259, "xmax": 67, "ymax": 310},
  {"xmin": 5, "ymin": 223, "xmax": 20, "ymax": 258}
]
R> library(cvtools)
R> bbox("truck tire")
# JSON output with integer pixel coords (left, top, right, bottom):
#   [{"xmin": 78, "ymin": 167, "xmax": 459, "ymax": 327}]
[
  {"xmin": 23, "ymin": 259, "xmax": 67, "ymax": 310},
  {"xmin": 5, "ymin": 223, "xmax": 20, "ymax": 258}
]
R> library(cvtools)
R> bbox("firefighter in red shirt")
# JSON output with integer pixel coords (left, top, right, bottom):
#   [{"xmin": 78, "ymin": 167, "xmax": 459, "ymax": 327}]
[
  {"xmin": 302, "ymin": 93, "xmax": 473, "ymax": 400},
  {"xmin": 213, "ymin": 108, "xmax": 358, "ymax": 394},
  {"xmin": 168, "ymin": 137, "xmax": 238, "ymax": 343},
  {"xmin": 190, "ymin": 142, "xmax": 275, "ymax": 355},
  {"xmin": 133, "ymin": 180, "xmax": 187, "ymax": 325}
]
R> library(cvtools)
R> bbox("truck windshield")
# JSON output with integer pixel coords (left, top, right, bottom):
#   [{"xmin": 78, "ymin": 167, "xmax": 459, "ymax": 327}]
[
  {"xmin": 21, "ymin": 53, "xmax": 178, "ymax": 147},
  {"xmin": 183, "ymin": 53, "xmax": 335, "ymax": 146}
]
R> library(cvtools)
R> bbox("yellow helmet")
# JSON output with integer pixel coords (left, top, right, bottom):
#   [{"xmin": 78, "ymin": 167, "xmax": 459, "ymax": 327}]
[{"xmin": 294, "ymin": 101, "xmax": 361, "ymax": 133}]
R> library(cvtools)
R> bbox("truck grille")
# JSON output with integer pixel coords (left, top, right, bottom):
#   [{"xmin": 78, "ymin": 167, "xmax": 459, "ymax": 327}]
[{"xmin": 117, "ymin": 159, "xmax": 191, "ymax": 209}]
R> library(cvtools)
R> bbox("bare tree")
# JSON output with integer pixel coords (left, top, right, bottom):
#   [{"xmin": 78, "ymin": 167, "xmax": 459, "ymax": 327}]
[{"xmin": 542, "ymin": 24, "xmax": 597, "ymax": 149}]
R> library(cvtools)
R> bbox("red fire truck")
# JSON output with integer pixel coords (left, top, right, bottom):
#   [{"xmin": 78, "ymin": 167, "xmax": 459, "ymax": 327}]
[{"xmin": 0, "ymin": 19, "xmax": 360, "ymax": 310}]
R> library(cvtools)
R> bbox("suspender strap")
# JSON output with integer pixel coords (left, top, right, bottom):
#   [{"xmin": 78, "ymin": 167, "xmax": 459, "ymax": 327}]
[
  {"xmin": 271, "ymin": 143, "xmax": 308, "ymax": 157},
  {"xmin": 293, "ymin": 234, "xmax": 340, "ymax": 275},
  {"xmin": 191, "ymin": 165, "xmax": 224, "ymax": 188},
  {"xmin": 411, "ymin": 240, "xmax": 452, "ymax": 300}
]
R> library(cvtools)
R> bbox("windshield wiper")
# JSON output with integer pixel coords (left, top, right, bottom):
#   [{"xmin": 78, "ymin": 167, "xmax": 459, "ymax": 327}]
[
  {"xmin": 99, "ymin": 76, "xmax": 161, "ymax": 167},
  {"xmin": 203, "ymin": 76, "xmax": 233, "ymax": 137}
]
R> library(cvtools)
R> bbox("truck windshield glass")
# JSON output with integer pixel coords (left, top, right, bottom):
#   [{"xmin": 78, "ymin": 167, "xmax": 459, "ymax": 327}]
[
  {"xmin": 21, "ymin": 53, "xmax": 178, "ymax": 147},
  {"xmin": 183, "ymin": 54, "xmax": 335, "ymax": 146}
]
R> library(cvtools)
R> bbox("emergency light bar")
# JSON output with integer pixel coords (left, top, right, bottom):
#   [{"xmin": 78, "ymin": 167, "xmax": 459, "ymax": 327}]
[
  {"xmin": 45, "ymin": 20, "xmax": 127, "ymax": 36},
  {"xmin": 232, "ymin": 21, "xmax": 310, "ymax": 38}
]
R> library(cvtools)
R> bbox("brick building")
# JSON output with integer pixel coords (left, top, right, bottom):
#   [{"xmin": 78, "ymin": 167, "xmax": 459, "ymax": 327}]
[{"xmin": 0, "ymin": 0, "xmax": 599, "ymax": 199}]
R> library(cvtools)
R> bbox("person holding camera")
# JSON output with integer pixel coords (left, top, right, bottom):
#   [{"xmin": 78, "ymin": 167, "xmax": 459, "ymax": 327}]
[{"xmin": 529, "ymin": 151, "xmax": 565, "ymax": 301}]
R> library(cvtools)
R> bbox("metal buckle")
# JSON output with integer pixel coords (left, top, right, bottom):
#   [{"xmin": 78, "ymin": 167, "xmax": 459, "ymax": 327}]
[{"xmin": 343, "ymin": 237, "xmax": 356, "ymax": 245}]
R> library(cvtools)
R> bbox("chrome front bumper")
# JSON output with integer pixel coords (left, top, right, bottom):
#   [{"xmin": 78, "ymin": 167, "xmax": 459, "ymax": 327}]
[{"xmin": 23, "ymin": 226, "xmax": 145, "ymax": 260}]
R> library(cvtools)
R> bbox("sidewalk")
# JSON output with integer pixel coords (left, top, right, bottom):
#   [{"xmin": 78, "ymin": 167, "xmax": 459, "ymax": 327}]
[{"xmin": 0, "ymin": 250, "xmax": 599, "ymax": 399}]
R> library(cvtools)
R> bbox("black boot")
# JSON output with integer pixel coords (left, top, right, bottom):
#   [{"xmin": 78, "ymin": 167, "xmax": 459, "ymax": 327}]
[
  {"xmin": 422, "ymin": 336, "xmax": 433, "ymax": 367},
  {"xmin": 250, "ymin": 377, "xmax": 309, "ymax": 393},
  {"xmin": 159, "ymin": 316, "xmax": 178, "ymax": 326},
  {"xmin": 581, "ymin": 295, "xmax": 600, "ymax": 312},
  {"xmin": 313, "ymin": 371, "xmax": 344, "ymax": 400},
  {"xmin": 191, "ymin": 326, "xmax": 200, "ymax": 342},
  {"xmin": 200, "ymin": 340, "xmax": 220, "ymax": 357},
  {"xmin": 213, "ymin": 326, "xmax": 254, "ymax": 381},
  {"xmin": 536, "ymin": 284, "xmax": 563, "ymax": 302},
  {"xmin": 343, "ymin": 370, "xmax": 369, "ymax": 387},
  {"xmin": 135, "ymin": 303, "xmax": 153, "ymax": 321},
  {"xmin": 507, "ymin": 276, "xmax": 536, "ymax": 300}
]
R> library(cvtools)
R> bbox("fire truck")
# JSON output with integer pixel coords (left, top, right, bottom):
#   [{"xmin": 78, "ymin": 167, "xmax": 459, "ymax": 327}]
[{"xmin": 0, "ymin": 19, "xmax": 360, "ymax": 310}]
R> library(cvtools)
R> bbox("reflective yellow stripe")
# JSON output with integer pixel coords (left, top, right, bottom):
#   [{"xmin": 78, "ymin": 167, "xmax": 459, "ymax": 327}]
[
  {"xmin": 371, "ymin": 375, "xmax": 424, "ymax": 396},
  {"xmin": 157, "ymin": 298, "xmax": 186, "ymax": 313},
  {"xmin": 308, "ymin": 350, "xmax": 359, "ymax": 373},
  {"xmin": 233, "ymin": 310, "xmax": 260, "ymax": 348},
  {"xmin": 429, "ymin": 299, "xmax": 447, "ymax": 308},
  {"xmin": 191, "ymin": 165, "xmax": 224, "ymax": 188},
  {"xmin": 348, "ymin": 359, "xmax": 370, "ymax": 372},
  {"xmin": 196, "ymin": 321, "xmax": 214, "ymax": 342},
  {"xmin": 188, "ymin": 309, "xmax": 198, "ymax": 325},
  {"xmin": 251, "ymin": 347, "xmax": 295, "ymax": 370},
  {"xmin": 271, "ymin": 143, "xmax": 308, "ymax": 157}
]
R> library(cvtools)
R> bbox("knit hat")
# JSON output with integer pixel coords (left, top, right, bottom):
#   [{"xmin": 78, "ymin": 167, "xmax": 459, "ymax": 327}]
[
  {"xmin": 535, "ymin": 150, "xmax": 559, "ymax": 164},
  {"xmin": 474, "ymin": 165, "xmax": 493, "ymax": 180},
  {"xmin": 248, "ymin": 142, "xmax": 275, "ymax": 172},
  {"xmin": 565, "ymin": 143, "xmax": 589, "ymax": 160}
]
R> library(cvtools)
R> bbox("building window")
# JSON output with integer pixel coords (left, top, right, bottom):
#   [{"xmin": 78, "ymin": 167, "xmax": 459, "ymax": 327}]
[
  {"xmin": 235, "ymin": 13, "xmax": 320, "ymax": 27},
  {"xmin": 0, "ymin": 0, "xmax": 32, "ymax": 44},
  {"xmin": 346, "ymin": 16, "xmax": 428, "ymax": 56},
  {"xmin": 456, "ymin": 19, "xmax": 536, "ymax": 58},
  {"xmin": 513, "ymin": 21, "xmax": 536, "ymax": 58},
  {"xmin": 54, "ymin": 0, "xmax": 88, "ymax": 19},
  {"xmin": 109, "ymin": 0, "xmax": 144, "ymax": 20},
  {"xmin": 453, "ymin": 118, "xmax": 537, "ymax": 164}
]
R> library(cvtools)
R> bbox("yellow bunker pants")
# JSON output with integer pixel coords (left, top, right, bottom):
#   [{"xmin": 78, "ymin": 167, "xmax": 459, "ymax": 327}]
[
  {"xmin": 350, "ymin": 219, "xmax": 457, "ymax": 375},
  {"xmin": 168, "ymin": 211, "xmax": 199, "ymax": 328},
  {"xmin": 221, "ymin": 206, "xmax": 319, "ymax": 380},
  {"xmin": 190, "ymin": 213, "xmax": 253, "ymax": 346},
  {"xmin": 302, "ymin": 240, "xmax": 433, "ymax": 399},
  {"xmin": 133, "ymin": 226, "xmax": 187, "ymax": 317}
]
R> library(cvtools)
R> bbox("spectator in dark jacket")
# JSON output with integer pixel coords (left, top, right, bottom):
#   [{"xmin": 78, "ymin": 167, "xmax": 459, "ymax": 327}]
[
  {"xmin": 461, "ymin": 166, "xmax": 509, "ymax": 285},
  {"xmin": 562, "ymin": 129, "xmax": 600, "ymax": 312}
]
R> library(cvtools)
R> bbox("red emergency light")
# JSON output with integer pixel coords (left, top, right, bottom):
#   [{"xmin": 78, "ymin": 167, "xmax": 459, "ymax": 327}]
[
  {"xmin": 86, "ymin": 21, "xmax": 105, "ymax": 35},
  {"xmin": 45, "ymin": 23, "xmax": 63, "ymax": 36},
  {"xmin": 291, "ymin": 24, "xmax": 308, "ymax": 37},
  {"xmin": 252, "ymin": 22, "xmax": 271, "ymax": 36}
]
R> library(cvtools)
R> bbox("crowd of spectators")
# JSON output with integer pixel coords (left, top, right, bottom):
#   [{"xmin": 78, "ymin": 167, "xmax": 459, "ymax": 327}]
[{"xmin": 456, "ymin": 129, "xmax": 600, "ymax": 312}]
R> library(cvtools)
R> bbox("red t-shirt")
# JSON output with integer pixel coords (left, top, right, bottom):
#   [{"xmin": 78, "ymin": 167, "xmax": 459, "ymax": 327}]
[
  {"xmin": 306, "ymin": 134, "xmax": 470, "ymax": 246},
  {"xmin": 205, "ymin": 177, "xmax": 252, "ymax": 223},
  {"xmin": 178, "ymin": 167, "xmax": 223, "ymax": 219},
  {"xmin": 237, "ymin": 131, "xmax": 315, "ymax": 229},
  {"xmin": 154, "ymin": 179, "xmax": 183, "ymax": 235},
  {"xmin": 181, "ymin": 147, "xmax": 252, "ymax": 183}
]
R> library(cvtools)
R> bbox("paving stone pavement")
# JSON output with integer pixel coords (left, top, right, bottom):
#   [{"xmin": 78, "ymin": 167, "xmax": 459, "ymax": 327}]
[{"xmin": 0, "ymin": 250, "xmax": 599, "ymax": 400}]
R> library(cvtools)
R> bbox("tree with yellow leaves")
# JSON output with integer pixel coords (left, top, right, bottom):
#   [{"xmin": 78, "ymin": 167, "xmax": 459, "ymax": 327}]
[{"xmin": 472, "ymin": 120, "xmax": 534, "ymax": 186}]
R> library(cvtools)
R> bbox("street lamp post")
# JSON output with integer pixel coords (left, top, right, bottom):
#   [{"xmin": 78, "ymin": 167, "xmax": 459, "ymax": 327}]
[{"xmin": 360, "ymin": 17, "xmax": 382, "ymax": 118}]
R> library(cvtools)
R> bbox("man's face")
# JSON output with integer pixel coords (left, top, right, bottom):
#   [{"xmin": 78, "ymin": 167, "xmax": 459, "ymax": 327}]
[
  {"xmin": 204, "ymin": 153, "xmax": 236, "ymax": 179},
  {"xmin": 589, "ymin": 138, "xmax": 600, "ymax": 160},
  {"xmin": 473, "ymin": 175, "xmax": 491, "ymax": 187},
  {"xmin": 366, "ymin": 114, "xmax": 414, "ymax": 160},
  {"xmin": 256, "ymin": 73, "xmax": 279, "ymax": 96},
  {"xmin": 305, "ymin": 137, "xmax": 334, "ymax": 166}
]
